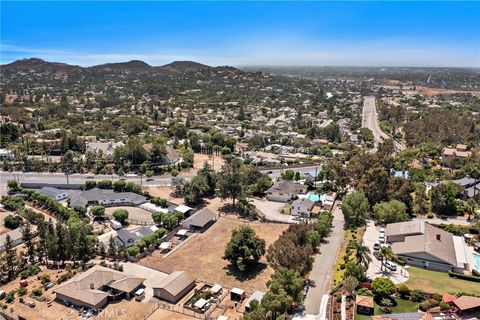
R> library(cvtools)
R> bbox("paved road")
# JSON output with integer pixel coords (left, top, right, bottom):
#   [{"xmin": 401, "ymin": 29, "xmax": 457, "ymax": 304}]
[
  {"xmin": 0, "ymin": 171, "xmax": 193, "ymax": 188},
  {"xmin": 362, "ymin": 96, "xmax": 404, "ymax": 152},
  {"xmin": 362, "ymin": 96, "xmax": 389, "ymax": 149},
  {"xmin": 304, "ymin": 202, "xmax": 345, "ymax": 315},
  {"xmin": 0, "ymin": 164, "xmax": 323, "ymax": 189}
]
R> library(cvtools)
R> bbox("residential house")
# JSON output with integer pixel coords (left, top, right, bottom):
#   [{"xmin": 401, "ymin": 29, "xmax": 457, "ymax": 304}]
[
  {"xmin": 0, "ymin": 227, "xmax": 27, "ymax": 251},
  {"xmin": 70, "ymin": 188, "xmax": 147, "ymax": 208},
  {"xmin": 266, "ymin": 181, "xmax": 307, "ymax": 202},
  {"xmin": 37, "ymin": 186, "xmax": 68, "ymax": 201},
  {"xmin": 54, "ymin": 265, "xmax": 145, "ymax": 309},
  {"xmin": 85, "ymin": 141, "xmax": 125, "ymax": 160},
  {"xmin": 386, "ymin": 221, "xmax": 470, "ymax": 273},
  {"xmin": 291, "ymin": 198, "xmax": 315, "ymax": 219},
  {"xmin": 101, "ymin": 225, "xmax": 159, "ymax": 249},
  {"xmin": 181, "ymin": 208, "xmax": 217, "ymax": 232},
  {"xmin": 152, "ymin": 271, "xmax": 195, "ymax": 303},
  {"xmin": 441, "ymin": 144, "xmax": 472, "ymax": 167}
]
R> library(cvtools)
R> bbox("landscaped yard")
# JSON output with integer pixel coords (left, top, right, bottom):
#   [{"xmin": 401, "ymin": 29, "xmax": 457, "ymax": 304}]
[
  {"xmin": 406, "ymin": 267, "xmax": 480, "ymax": 295},
  {"xmin": 332, "ymin": 227, "xmax": 365, "ymax": 286},
  {"xmin": 356, "ymin": 298, "xmax": 419, "ymax": 320}
]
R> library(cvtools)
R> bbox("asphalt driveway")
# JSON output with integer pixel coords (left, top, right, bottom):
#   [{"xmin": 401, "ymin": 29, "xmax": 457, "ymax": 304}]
[
  {"xmin": 252, "ymin": 198, "xmax": 295, "ymax": 223},
  {"xmin": 363, "ymin": 220, "xmax": 409, "ymax": 284}
]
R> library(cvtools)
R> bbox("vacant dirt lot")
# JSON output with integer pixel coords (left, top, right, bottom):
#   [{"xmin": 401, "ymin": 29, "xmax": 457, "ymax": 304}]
[
  {"xmin": 105, "ymin": 206, "xmax": 152, "ymax": 223},
  {"xmin": 192, "ymin": 153, "xmax": 225, "ymax": 173},
  {"xmin": 139, "ymin": 216, "xmax": 288, "ymax": 293},
  {"xmin": 416, "ymin": 86, "xmax": 480, "ymax": 97},
  {"xmin": 0, "ymin": 267, "xmax": 74, "ymax": 320},
  {"xmin": 144, "ymin": 186, "xmax": 184, "ymax": 205}
]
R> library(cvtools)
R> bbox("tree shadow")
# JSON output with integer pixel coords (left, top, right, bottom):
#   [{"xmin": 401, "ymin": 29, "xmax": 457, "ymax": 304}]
[{"xmin": 224, "ymin": 262, "xmax": 268, "ymax": 282}]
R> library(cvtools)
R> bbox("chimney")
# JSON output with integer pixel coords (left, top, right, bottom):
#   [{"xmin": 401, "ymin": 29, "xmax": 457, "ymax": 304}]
[{"xmin": 436, "ymin": 234, "xmax": 441, "ymax": 241}]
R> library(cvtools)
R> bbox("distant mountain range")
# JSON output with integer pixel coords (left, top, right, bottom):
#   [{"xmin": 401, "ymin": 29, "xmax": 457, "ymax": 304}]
[{"xmin": 1, "ymin": 58, "xmax": 214, "ymax": 74}]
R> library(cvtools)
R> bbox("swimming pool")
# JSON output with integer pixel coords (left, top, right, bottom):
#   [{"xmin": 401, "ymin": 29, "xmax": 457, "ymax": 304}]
[
  {"xmin": 474, "ymin": 253, "xmax": 480, "ymax": 270},
  {"xmin": 307, "ymin": 194, "xmax": 322, "ymax": 202}
]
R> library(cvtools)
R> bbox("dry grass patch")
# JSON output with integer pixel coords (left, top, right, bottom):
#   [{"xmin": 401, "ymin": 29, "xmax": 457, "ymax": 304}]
[{"xmin": 139, "ymin": 216, "xmax": 288, "ymax": 293}]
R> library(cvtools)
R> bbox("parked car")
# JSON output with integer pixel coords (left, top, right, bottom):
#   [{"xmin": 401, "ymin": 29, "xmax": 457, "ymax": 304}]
[
  {"xmin": 385, "ymin": 261, "xmax": 397, "ymax": 271},
  {"xmin": 378, "ymin": 235, "xmax": 385, "ymax": 244},
  {"xmin": 373, "ymin": 241, "xmax": 381, "ymax": 251},
  {"xmin": 27, "ymin": 301, "xmax": 36, "ymax": 308},
  {"xmin": 379, "ymin": 227, "xmax": 385, "ymax": 233},
  {"xmin": 373, "ymin": 251, "xmax": 382, "ymax": 260},
  {"xmin": 303, "ymin": 281, "xmax": 309, "ymax": 296},
  {"xmin": 146, "ymin": 178, "xmax": 154, "ymax": 182},
  {"xmin": 86, "ymin": 175, "xmax": 94, "ymax": 179}
]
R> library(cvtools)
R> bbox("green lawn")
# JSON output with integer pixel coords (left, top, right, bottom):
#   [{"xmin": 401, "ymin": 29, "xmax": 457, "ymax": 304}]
[
  {"xmin": 282, "ymin": 203, "xmax": 292, "ymax": 215},
  {"xmin": 356, "ymin": 298, "xmax": 419, "ymax": 320},
  {"xmin": 406, "ymin": 267, "xmax": 480, "ymax": 295}
]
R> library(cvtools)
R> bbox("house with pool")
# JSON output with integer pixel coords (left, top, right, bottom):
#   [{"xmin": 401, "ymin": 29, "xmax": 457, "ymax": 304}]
[{"xmin": 386, "ymin": 221, "xmax": 471, "ymax": 273}]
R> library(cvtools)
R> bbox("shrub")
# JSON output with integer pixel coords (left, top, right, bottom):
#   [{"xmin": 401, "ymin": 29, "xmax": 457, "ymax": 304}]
[
  {"xmin": 419, "ymin": 299, "xmax": 439, "ymax": 312},
  {"xmin": 127, "ymin": 246, "xmax": 140, "ymax": 257},
  {"xmin": 40, "ymin": 274, "xmax": 51, "ymax": 285},
  {"xmin": 357, "ymin": 288, "xmax": 374, "ymax": 296},
  {"xmin": 17, "ymin": 287, "xmax": 27, "ymax": 296},
  {"xmin": 56, "ymin": 272, "xmax": 74, "ymax": 285},
  {"xmin": 381, "ymin": 306, "xmax": 392, "ymax": 313},
  {"xmin": 427, "ymin": 213, "xmax": 434, "ymax": 219},
  {"xmin": 5, "ymin": 291, "xmax": 15, "ymax": 303},
  {"xmin": 397, "ymin": 284, "xmax": 410, "ymax": 298},
  {"xmin": 448, "ymin": 271, "xmax": 480, "ymax": 283},
  {"xmin": 31, "ymin": 288, "xmax": 42, "ymax": 297},
  {"xmin": 440, "ymin": 302, "xmax": 450, "ymax": 310},
  {"xmin": 20, "ymin": 265, "xmax": 41, "ymax": 279},
  {"xmin": 3, "ymin": 214, "xmax": 23, "ymax": 229},
  {"xmin": 432, "ymin": 294, "xmax": 442, "ymax": 301},
  {"xmin": 411, "ymin": 289, "xmax": 426, "ymax": 302},
  {"xmin": 380, "ymin": 298, "xmax": 394, "ymax": 307}
]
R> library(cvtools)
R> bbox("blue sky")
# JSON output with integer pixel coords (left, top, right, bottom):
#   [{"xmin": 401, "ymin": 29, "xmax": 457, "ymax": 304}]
[{"xmin": 1, "ymin": 1, "xmax": 479, "ymax": 67}]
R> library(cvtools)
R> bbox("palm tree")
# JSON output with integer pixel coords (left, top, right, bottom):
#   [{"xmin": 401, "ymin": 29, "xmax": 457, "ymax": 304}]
[
  {"xmin": 465, "ymin": 198, "xmax": 477, "ymax": 221},
  {"xmin": 379, "ymin": 246, "xmax": 396, "ymax": 272},
  {"xmin": 354, "ymin": 242, "xmax": 372, "ymax": 267}
]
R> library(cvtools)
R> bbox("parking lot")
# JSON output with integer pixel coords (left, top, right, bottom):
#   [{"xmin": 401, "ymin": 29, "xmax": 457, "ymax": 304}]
[{"xmin": 363, "ymin": 220, "xmax": 409, "ymax": 284}]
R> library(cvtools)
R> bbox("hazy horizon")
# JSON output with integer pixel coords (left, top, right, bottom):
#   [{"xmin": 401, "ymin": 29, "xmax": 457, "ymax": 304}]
[{"xmin": 1, "ymin": 1, "xmax": 479, "ymax": 68}]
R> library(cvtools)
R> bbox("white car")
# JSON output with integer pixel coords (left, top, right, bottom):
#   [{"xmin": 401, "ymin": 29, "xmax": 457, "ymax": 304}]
[
  {"xmin": 373, "ymin": 241, "xmax": 381, "ymax": 251},
  {"xmin": 378, "ymin": 235, "xmax": 385, "ymax": 244},
  {"xmin": 385, "ymin": 261, "xmax": 397, "ymax": 271}
]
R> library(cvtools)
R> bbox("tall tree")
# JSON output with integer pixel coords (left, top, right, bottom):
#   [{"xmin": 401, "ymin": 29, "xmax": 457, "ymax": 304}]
[
  {"xmin": 217, "ymin": 156, "xmax": 243, "ymax": 208},
  {"xmin": 21, "ymin": 223, "xmax": 35, "ymax": 263},
  {"xmin": 342, "ymin": 190, "xmax": 369, "ymax": 228},
  {"xmin": 224, "ymin": 225, "xmax": 266, "ymax": 272},
  {"xmin": 4, "ymin": 235, "xmax": 18, "ymax": 280}
]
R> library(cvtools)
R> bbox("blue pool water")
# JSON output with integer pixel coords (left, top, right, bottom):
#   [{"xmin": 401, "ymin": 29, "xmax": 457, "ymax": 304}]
[
  {"xmin": 474, "ymin": 253, "xmax": 480, "ymax": 270},
  {"xmin": 307, "ymin": 194, "xmax": 320, "ymax": 202}
]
